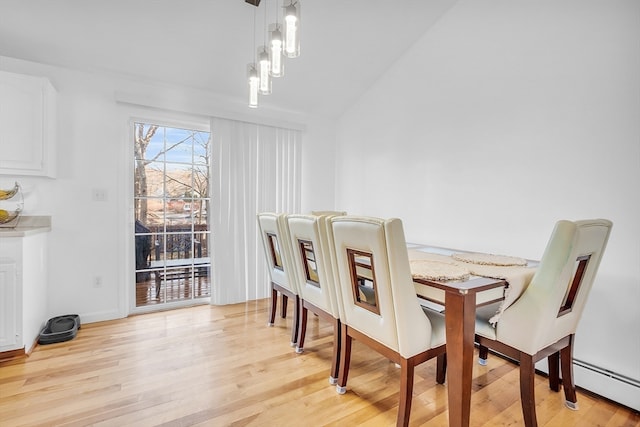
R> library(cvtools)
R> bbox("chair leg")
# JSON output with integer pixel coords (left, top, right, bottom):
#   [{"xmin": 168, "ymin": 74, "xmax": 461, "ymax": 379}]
[
  {"xmin": 281, "ymin": 293, "xmax": 288, "ymax": 318},
  {"xmin": 561, "ymin": 336, "xmax": 578, "ymax": 409},
  {"xmin": 548, "ymin": 351, "xmax": 560, "ymax": 392},
  {"xmin": 330, "ymin": 319, "xmax": 341, "ymax": 385},
  {"xmin": 295, "ymin": 305, "xmax": 308, "ymax": 354},
  {"xmin": 519, "ymin": 355, "xmax": 538, "ymax": 427},
  {"xmin": 436, "ymin": 353, "xmax": 447, "ymax": 384},
  {"xmin": 398, "ymin": 359, "xmax": 415, "ymax": 427},
  {"xmin": 478, "ymin": 344, "xmax": 489, "ymax": 365},
  {"xmin": 290, "ymin": 295, "xmax": 300, "ymax": 347},
  {"xmin": 268, "ymin": 287, "xmax": 277, "ymax": 326},
  {"xmin": 336, "ymin": 323, "xmax": 351, "ymax": 395}
]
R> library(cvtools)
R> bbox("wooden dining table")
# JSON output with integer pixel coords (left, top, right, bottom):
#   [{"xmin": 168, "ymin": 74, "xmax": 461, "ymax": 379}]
[{"xmin": 408, "ymin": 244, "xmax": 509, "ymax": 427}]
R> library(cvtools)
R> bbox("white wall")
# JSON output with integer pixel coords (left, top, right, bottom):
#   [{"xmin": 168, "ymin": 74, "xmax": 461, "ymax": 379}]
[
  {"xmin": 335, "ymin": 0, "xmax": 639, "ymax": 407},
  {"xmin": 301, "ymin": 119, "xmax": 339, "ymax": 213},
  {"xmin": 0, "ymin": 55, "xmax": 337, "ymax": 324}
]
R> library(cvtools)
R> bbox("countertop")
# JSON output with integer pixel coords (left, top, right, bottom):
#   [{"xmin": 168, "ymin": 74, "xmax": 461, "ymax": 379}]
[{"xmin": 0, "ymin": 216, "xmax": 51, "ymax": 237}]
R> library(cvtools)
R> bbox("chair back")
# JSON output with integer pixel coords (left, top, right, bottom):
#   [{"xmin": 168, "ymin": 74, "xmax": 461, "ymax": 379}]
[
  {"xmin": 286, "ymin": 214, "xmax": 340, "ymax": 318},
  {"xmin": 329, "ymin": 216, "xmax": 439, "ymax": 358},
  {"xmin": 497, "ymin": 219, "xmax": 613, "ymax": 354},
  {"xmin": 257, "ymin": 212, "xmax": 298, "ymax": 295},
  {"xmin": 311, "ymin": 210, "xmax": 347, "ymax": 216}
]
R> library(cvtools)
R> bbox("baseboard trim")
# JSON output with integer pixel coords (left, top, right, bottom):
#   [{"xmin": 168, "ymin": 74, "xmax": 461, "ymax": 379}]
[
  {"xmin": 76, "ymin": 309, "xmax": 123, "ymax": 324},
  {"xmin": 0, "ymin": 347, "xmax": 26, "ymax": 362},
  {"xmin": 573, "ymin": 360, "xmax": 640, "ymax": 412}
]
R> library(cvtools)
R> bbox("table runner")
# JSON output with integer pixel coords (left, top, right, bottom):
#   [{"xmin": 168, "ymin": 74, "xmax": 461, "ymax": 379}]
[
  {"xmin": 452, "ymin": 252, "xmax": 527, "ymax": 266},
  {"xmin": 466, "ymin": 264, "xmax": 536, "ymax": 325},
  {"xmin": 408, "ymin": 249, "xmax": 536, "ymax": 325},
  {"xmin": 409, "ymin": 259, "xmax": 470, "ymax": 281}
]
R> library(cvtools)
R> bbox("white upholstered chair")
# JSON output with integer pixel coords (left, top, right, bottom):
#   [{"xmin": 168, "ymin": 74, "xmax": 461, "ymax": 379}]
[
  {"xmin": 257, "ymin": 212, "xmax": 300, "ymax": 346},
  {"xmin": 310, "ymin": 210, "xmax": 347, "ymax": 216},
  {"xmin": 475, "ymin": 219, "xmax": 613, "ymax": 427},
  {"xmin": 329, "ymin": 216, "xmax": 447, "ymax": 427},
  {"xmin": 286, "ymin": 214, "xmax": 342, "ymax": 384}
]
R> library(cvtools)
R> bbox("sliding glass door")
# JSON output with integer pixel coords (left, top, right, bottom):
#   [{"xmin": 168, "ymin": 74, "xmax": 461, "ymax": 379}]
[{"xmin": 133, "ymin": 122, "xmax": 211, "ymax": 308}]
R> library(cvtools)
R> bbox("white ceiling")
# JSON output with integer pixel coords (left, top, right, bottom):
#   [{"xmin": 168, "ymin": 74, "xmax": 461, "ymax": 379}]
[{"xmin": 0, "ymin": 0, "xmax": 458, "ymax": 118}]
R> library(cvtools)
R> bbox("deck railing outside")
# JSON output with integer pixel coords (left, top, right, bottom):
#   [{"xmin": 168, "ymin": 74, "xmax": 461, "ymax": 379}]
[{"xmin": 135, "ymin": 223, "xmax": 211, "ymax": 306}]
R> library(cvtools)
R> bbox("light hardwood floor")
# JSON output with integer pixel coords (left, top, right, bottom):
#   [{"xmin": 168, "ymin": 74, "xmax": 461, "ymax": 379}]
[{"xmin": 1, "ymin": 299, "xmax": 638, "ymax": 427}]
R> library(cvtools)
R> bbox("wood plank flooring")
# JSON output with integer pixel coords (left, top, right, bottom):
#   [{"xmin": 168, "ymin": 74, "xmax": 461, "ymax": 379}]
[{"xmin": 1, "ymin": 299, "xmax": 638, "ymax": 426}]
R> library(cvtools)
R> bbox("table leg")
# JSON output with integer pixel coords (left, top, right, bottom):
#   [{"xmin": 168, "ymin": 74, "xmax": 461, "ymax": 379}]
[{"xmin": 445, "ymin": 290, "xmax": 476, "ymax": 427}]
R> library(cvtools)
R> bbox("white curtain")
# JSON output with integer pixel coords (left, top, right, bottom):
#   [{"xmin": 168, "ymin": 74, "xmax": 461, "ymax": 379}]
[{"xmin": 210, "ymin": 117, "xmax": 301, "ymax": 304}]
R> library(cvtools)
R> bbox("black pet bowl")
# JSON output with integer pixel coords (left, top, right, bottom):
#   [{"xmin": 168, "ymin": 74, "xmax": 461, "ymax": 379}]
[{"xmin": 38, "ymin": 315, "xmax": 81, "ymax": 345}]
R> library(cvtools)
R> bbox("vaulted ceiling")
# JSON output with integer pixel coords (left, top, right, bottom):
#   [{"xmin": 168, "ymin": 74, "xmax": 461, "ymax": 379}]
[{"xmin": 0, "ymin": 0, "xmax": 458, "ymax": 117}]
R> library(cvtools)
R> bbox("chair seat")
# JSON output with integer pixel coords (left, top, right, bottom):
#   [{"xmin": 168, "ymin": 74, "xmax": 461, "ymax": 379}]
[
  {"xmin": 475, "ymin": 302, "xmax": 502, "ymax": 340},
  {"xmin": 421, "ymin": 307, "xmax": 447, "ymax": 348}
]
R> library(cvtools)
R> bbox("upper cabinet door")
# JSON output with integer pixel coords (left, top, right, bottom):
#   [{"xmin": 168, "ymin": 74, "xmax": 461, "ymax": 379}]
[{"xmin": 0, "ymin": 70, "xmax": 57, "ymax": 178}]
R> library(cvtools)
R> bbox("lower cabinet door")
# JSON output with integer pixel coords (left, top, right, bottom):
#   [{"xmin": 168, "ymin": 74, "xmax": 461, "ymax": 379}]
[{"xmin": 0, "ymin": 262, "xmax": 19, "ymax": 351}]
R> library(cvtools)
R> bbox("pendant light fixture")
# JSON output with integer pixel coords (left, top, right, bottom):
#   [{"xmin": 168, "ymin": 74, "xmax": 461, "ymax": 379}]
[
  {"xmin": 269, "ymin": 23, "xmax": 284, "ymax": 77},
  {"xmin": 248, "ymin": 63, "xmax": 259, "ymax": 108},
  {"xmin": 247, "ymin": 6, "xmax": 259, "ymax": 108},
  {"xmin": 245, "ymin": 0, "xmax": 301, "ymax": 108},
  {"xmin": 283, "ymin": 0, "xmax": 300, "ymax": 58},
  {"xmin": 257, "ymin": 46, "xmax": 272, "ymax": 94},
  {"xmin": 258, "ymin": 1, "xmax": 272, "ymax": 95}
]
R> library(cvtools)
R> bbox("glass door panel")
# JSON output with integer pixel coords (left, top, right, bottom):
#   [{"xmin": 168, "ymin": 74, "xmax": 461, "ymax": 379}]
[{"xmin": 134, "ymin": 122, "xmax": 211, "ymax": 307}]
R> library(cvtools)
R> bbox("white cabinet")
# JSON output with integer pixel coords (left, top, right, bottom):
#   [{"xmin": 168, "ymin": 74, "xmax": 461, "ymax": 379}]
[
  {"xmin": 0, "ymin": 262, "xmax": 19, "ymax": 349},
  {"xmin": 0, "ymin": 231, "xmax": 48, "ymax": 354},
  {"xmin": 0, "ymin": 70, "xmax": 57, "ymax": 178}
]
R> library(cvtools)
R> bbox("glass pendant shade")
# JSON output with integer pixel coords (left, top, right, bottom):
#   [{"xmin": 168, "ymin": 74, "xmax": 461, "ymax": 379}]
[
  {"xmin": 283, "ymin": 1, "xmax": 300, "ymax": 58},
  {"xmin": 247, "ymin": 64, "xmax": 259, "ymax": 108},
  {"xmin": 258, "ymin": 47, "xmax": 272, "ymax": 95},
  {"xmin": 269, "ymin": 23, "xmax": 284, "ymax": 77}
]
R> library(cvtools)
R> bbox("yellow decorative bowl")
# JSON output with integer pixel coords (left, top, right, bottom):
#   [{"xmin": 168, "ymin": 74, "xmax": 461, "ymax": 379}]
[
  {"xmin": 0, "ymin": 208, "xmax": 21, "ymax": 225},
  {"xmin": 0, "ymin": 182, "xmax": 20, "ymax": 200},
  {"xmin": 0, "ymin": 182, "xmax": 23, "ymax": 228}
]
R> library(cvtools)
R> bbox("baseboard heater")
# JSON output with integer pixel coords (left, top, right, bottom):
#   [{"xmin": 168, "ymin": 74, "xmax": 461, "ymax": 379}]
[
  {"xmin": 572, "ymin": 358, "xmax": 640, "ymax": 412},
  {"xmin": 573, "ymin": 358, "xmax": 640, "ymax": 389}
]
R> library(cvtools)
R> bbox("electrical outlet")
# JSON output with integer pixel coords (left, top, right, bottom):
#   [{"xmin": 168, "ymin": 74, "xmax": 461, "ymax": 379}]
[
  {"xmin": 93, "ymin": 276, "xmax": 102, "ymax": 288},
  {"xmin": 92, "ymin": 188, "xmax": 108, "ymax": 202}
]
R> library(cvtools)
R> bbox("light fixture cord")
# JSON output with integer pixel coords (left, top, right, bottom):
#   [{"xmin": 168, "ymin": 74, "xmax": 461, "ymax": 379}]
[
  {"xmin": 263, "ymin": 0, "xmax": 268, "ymax": 46},
  {"xmin": 253, "ymin": 7, "xmax": 257, "ymax": 60}
]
